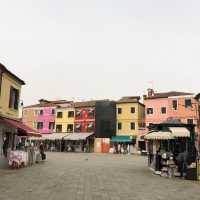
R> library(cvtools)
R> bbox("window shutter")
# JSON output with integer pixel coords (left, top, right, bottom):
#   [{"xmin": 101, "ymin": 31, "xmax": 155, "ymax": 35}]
[
  {"xmin": 0, "ymin": 69, "xmax": 3, "ymax": 95},
  {"xmin": 9, "ymin": 87, "xmax": 13, "ymax": 108},
  {"xmin": 14, "ymin": 89, "xmax": 19, "ymax": 110}
]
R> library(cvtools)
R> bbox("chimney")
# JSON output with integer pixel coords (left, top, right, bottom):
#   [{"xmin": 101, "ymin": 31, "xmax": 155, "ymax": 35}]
[
  {"xmin": 147, "ymin": 88, "xmax": 154, "ymax": 97},
  {"xmin": 39, "ymin": 99, "xmax": 49, "ymax": 104}
]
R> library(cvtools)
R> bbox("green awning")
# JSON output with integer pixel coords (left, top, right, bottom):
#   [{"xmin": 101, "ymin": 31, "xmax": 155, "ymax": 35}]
[{"xmin": 111, "ymin": 135, "xmax": 136, "ymax": 143}]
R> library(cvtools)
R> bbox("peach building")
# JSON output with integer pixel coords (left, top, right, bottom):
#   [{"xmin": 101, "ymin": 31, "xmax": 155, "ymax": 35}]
[{"xmin": 144, "ymin": 89, "xmax": 199, "ymax": 129}]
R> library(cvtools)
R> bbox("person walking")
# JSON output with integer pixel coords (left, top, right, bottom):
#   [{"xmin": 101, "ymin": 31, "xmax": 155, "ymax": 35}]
[{"xmin": 39, "ymin": 142, "xmax": 46, "ymax": 160}]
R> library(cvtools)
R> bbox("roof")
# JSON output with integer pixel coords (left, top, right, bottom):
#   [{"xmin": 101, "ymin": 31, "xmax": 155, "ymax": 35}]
[
  {"xmin": 24, "ymin": 99, "xmax": 74, "ymax": 109},
  {"xmin": 24, "ymin": 103, "xmax": 59, "ymax": 109},
  {"xmin": 144, "ymin": 91, "xmax": 193, "ymax": 100},
  {"xmin": 145, "ymin": 131, "xmax": 173, "ymax": 140},
  {"xmin": 117, "ymin": 96, "xmax": 144, "ymax": 106},
  {"xmin": 73, "ymin": 100, "xmax": 110, "ymax": 108},
  {"xmin": 0, "ymin": 63, "xmax": 25, "ymax": 85},
  {"xmin": 145, "ymin": 127, "xmax": 190, "ymax": 140}
]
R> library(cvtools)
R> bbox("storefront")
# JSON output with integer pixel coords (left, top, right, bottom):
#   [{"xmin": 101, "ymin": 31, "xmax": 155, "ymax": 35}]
[
  {"xmin": 111, "ymin": 135, "xmax": 136, "ymax": 154},
  {"xmin": 29, "ymin": 133, "xmax": 69, "ymax": 152},
  {"xmin": 0, "ymin": 116, "xmax": 40, "ymax": 168},
  {"xmin": 145, "ymin": 122, "xmax": 198, "ymax": 180},
  {"xmin": 64, "ymin": 132, "xmax": 94, "ymax": 153}
]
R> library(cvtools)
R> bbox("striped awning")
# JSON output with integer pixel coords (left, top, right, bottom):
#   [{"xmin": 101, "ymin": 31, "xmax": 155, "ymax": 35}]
[
  {"xmin": 169, "ymin": 127, "xmax": 190, "ymax": 138},
  {"xmin": 144, "ymin": 131, "xmax": 174, "ymax": 140}
]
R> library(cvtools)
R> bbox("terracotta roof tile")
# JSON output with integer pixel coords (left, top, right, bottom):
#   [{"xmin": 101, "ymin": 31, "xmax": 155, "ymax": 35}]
[
  {"xmin": 144, "ymin": 91, "xmax": 193, "ymax": 100},
  {"xmin": 117, "ymin": 96, "xmax": 141, "ymax": 103}
]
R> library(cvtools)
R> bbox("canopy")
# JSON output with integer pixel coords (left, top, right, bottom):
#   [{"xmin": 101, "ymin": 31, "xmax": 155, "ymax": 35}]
[
  {"xmin": 0, "ymin": 117, "xmax": 40, "ymax": 137},
  {"xmin": 64, "ymin": 132, "xmax": 94, "ymax": 141},
  {"xmin": 111, "ymin": 135, "xmax": 135, "ymax": 143},
  {"xmin": 144, "ymin": 131, "xmax": 174, "ymax": 140},
  {"xmin": 29, "ymin": 133, "xmax": 69, "ymax": 141},
  {"xmin": 169, "ymin": 127, "xmax": 190, "ymax": 138}
]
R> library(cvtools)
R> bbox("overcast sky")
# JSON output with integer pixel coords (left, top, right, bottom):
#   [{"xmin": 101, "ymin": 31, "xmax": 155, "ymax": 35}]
[{"xmin": 0, "ymin": 0, "xmax": 200, "ymax": 105}]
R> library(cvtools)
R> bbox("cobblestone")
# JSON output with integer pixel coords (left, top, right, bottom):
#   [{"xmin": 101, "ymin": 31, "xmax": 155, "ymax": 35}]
[{"xmin": 0, "ymin": 153, "xmax": 200, "ymax": 200}]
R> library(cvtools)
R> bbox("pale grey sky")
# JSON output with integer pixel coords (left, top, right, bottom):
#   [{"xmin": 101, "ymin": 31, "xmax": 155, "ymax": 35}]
[{"xmin": 0, "ymin": 0, "xmax": 200, "ymax": 105}]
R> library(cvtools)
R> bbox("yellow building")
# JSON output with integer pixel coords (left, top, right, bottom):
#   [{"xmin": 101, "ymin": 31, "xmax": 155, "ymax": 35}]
[
  {"xmin": 0, "ymin": 63, "xmax": 26, "ymax": 166},
  {"xmin": 0, "ymin": 64, "xmax": 25, "ymax": 119},
  {"xmin": 55, "ymin": 104, "xmax": 75, "ymax": 133},
  {"xmin": 116, "ymin": 96, "xmax": 145, "ymax": 137}
]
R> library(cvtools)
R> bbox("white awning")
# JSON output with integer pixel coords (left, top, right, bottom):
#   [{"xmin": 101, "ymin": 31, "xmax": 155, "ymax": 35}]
[
  {"xmin": 169, "ymin": 127, "xmax": 190, "ymax": 138},
  {"xmin": 144, "ymin": 131, "xmax": 174, "ymax": 140},
  {"xmin": 30, "ymin": 133, "xmax": 70, "ymax": 141},
  {"xmin": 64, "ymin": 132, "xmax": 94, "ymax": 141}
]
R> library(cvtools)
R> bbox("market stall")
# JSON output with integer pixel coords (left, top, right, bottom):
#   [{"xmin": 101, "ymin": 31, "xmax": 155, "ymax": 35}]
[
  {"xmin": 145, "ymin": 121, "xmax": 198, "ymax": 180},
  {"xmin": 64, "ymin": 132, "xmax": 94, "ymax": 152},
  {"xmin": 29, "ymin": 133, "xmax": 69, "ymax": 152},
  {"xmin": 111, "ymin": 135, "xmax": 136, "ymax": 154}
]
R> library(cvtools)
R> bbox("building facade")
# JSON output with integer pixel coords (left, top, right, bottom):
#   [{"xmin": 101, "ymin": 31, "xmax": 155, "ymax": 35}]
[
  {"xmin": 74, "ymin": 101, "xmax": 96, "ymax": 133},
  {"xmin": 55, "ymin": 103, "xmax": 75, "ymax": 133},
  {"xmin": 74, "ymin": 100, "xmax": 116, "ymax": 138},
  {"xmin": 144, "ymin": 90, "xmax": 199, "ymax": 128},
  {"xmin": 116, "ymin": 96, "xmax": 145, "ymax": 137},
  {"xmin": 23, "ymin": 100, "xmax": 72, "ymax": 134},
  {"xmin": 0, "ymin": 65, "xmax": 24, "ymax": 119},
  {"xmin": 0, "ymin": 63, "xmax": 25, "ymax": 167}
]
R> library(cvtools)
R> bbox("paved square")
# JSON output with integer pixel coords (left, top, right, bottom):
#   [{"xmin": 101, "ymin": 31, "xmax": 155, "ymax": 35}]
[{"xmin": 0, "ymin": 153, "xmax": 200, "ymax": 200}]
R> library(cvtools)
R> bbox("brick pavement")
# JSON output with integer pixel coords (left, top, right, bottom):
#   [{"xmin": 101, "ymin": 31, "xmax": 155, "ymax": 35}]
[{"xmin": 0, "ymin": 153, "xmax": 200, "ymax": 200}]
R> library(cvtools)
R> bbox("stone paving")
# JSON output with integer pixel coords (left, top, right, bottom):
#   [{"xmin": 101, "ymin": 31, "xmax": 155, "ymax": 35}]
[{"xmin": 0, "ymin": 153, "xmax": 200, "ymax": 200}]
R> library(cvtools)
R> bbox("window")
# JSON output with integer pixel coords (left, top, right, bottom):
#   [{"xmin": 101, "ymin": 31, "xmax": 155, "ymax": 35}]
[
  {"xmin": 37, "ymin": 122, "xmax": 43, "ymax": 129},
  {"xmin": 118, "ymin": 122, "xmax": 122, "ymax": 130},
  {"xmin": 52, "ymin": 109, "xmax": 55, "ymax": 115},
  {"xmin": 138, "ymin": 122, "xmax": 146, "ymax": 128},
  {"xmin": 131, "ymin": 107, "xmax": 135, "ymax": 113},
  {"xmin": 87, "ymin": 123, "xmax": 94, "ymax": 132},
  {"xmin": 33, "ymin": 122, "xmax": 37, "ymax": 129},
  {"xmin": 88, "ymin": 109, "xmax": 95, "ymax": 118},
  {"xmin": 76, "ymin": 110, "xmax": 82, "ymax": 118},
  {"xmin": 187, "ymin": 119, "xmax": 193, "ymax": 124},
  {"xmin": 147, "ymin": 108, "xmax": 153, "ymax": 115},
  {"xmin": 49, "ymin": 122, "xmax": 55, "ymax": 130},
  {"xmin": 68, "ymin": 111, "xmax": 74, "ymax": 118},
  {"xmin": 56, "ymin": 124, "xmax": 62, "ymax": 132},
  {"xmin": 75, "ymin": 124, "xmax": 82, "ymax": 132},
  {"xmin": 118, "ymin": 108, "xmax": 122, "ymax": 114},
  {"xmin": 39, "ymin": 110, "xmax": 43, "ymax": 115},
  {"xmin": 185, "ymin": 99, "xmax": 192, "ymax": 108},
  {"xmin": 9, "ymin": 86, "xmax": 19, "ymax": 110},
  {"xmin": 130, "ymin": 122, "xmax": 135, "ymax": 130},
  {"xmin": 172, "ymin": 100, "xmax": 178, "ymax": 110},
  {"xmin": 67, "ymin": 124, "xmax": 73, "ymax": 132},
  {"xmin": 57, "ymin": 112, "xmax": 63, "ymax": 118},
  {"xmin": 161, "ymin": 107, "xmax": 167, "ymax": 114}
]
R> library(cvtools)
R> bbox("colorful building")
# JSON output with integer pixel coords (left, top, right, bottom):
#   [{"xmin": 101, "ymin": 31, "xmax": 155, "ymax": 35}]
[
  {"xmin": 0, "ymin": 63, "xmax": 37, "ymax": 167},
  {"xmin": 74, "ymin": 101, "xmax": 96, "ymax": 133},
  {"xmin": 55, "ymin": 102, "xmax": 75, "ymax": 133},
  {"xmin": 23, "ymin": 99, "xmax": 71, "ymax": 134},
  {"xmin": 116, "ymin": 96, "xmax": 145, "ymax": 137},
  {"xmin": 0, "ymin": 64, "xmax": 24, "ymax": 119},
  {"xmin": 144, "ymin": 89, "xmax": 199, "ymax": 127},
  {"xmin": 74, "ymin": 100, "xmax": 116, "ymax": 138}
]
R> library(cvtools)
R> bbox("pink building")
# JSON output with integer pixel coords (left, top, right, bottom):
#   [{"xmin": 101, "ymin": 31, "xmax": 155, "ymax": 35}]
[
  {"xmin": 23, "ymin": 99, "xmax": 72, "ymax": 134},
  {"xmin": 144, "ymin": 90, "xmax": 199, "ymax": 129},
  {"xmin": 35, "ymin": 106, "xmax": 56, "ymax": 134}
]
